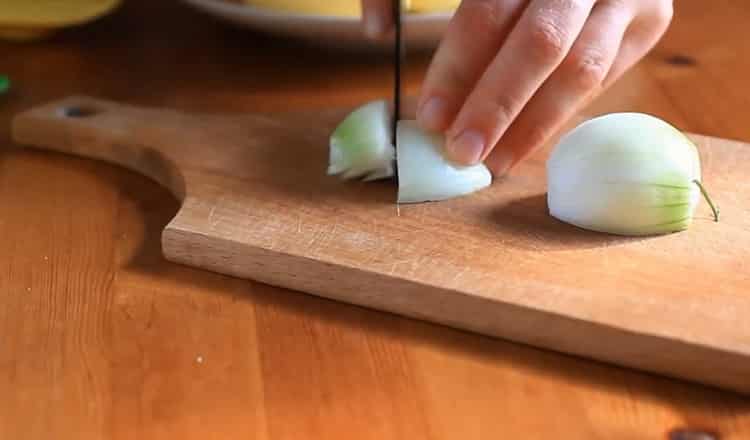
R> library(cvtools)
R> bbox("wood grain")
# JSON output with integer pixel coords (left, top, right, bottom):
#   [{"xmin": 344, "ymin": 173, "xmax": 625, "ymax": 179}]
[
  {"xmin": 10, "ymin": 94, "xmax": 750, "ymax": 395},
  {"xmin": 2, "ymin": 0, "xmax": 750, "ymax": 439}
]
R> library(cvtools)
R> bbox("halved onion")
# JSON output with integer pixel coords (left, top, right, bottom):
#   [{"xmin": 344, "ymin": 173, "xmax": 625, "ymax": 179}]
[{"xmin": 547, "ymin": 112, "xmax": 718, "ymax": 236}]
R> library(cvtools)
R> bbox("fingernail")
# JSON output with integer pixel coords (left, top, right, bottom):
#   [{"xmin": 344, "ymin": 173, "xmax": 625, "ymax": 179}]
[
  {"xmin": 417, "ymin": 97, "xmax": 448, "ymax": 131},
  {"xmin": 364, "ymin": 14, "xmax": 386, "ymax": 39},
  {"xmin": 447, "ymin": 130, "xmax": 485, "ymax": 165}
]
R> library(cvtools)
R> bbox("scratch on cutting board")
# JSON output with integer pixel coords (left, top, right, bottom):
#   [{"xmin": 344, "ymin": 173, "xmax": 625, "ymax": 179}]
[
  {"xmin": 208, "ymin": 204, "xmax": 219, "ymax": 229},
  {"xmin": 207, "ymin": 195, "xmax": 233, "ymax": 230},
  {"xmin": 319, "ymin": 221, "xmax": 340, "ymax": 250},
  {"xmin": 306, "ymin": 228, "xmax": 322, "ymax": 248},
  {"xmin": 386, "ymin": 254, "xmax": 422, "ymax": 277},
  {"xmin": 411, "ymin": 205, "xmax": 429, "ymax": 224},
  {"xmin": 388, "ymin": 259, "xmax": 415, "ymax": 275},
  {"xmin": 306, "ymin": 220, "xmax": 339, "ymax": 252},
  {"xmin": 388, "ymin": 261, "xmax": 401, "ymax": 275},
  {"xmin": 451, "ymin": 266, "xmax": 470, "ymax": 284}
]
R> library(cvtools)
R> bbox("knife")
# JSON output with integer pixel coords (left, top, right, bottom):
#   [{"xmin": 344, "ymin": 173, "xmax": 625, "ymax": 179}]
[{"xmin": 392, "ymin": 0, "xmax": 403, "ymax": 178}]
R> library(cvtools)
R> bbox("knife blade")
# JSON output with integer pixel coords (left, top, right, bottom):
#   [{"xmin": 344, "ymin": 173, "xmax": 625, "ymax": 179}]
[
  {"xmin": 392, "ymin": 0, "xmax": 403, "ymax": 146},
  {"xmin": 392, "ymin": 0, "xmax": 404, "ymax": 183}
]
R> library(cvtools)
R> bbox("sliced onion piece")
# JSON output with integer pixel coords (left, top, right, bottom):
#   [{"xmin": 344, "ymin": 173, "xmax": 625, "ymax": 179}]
[
  {"xmin": 328, "ymin": 99, "xmax": 395, "ymax": 181},
  {"xmin": 547, "ymin": 112, "xmax": 718, "ymax": 236},
  {"xmin": 397, "ymin": 120, "xmax": 492, "ymax": 203}
]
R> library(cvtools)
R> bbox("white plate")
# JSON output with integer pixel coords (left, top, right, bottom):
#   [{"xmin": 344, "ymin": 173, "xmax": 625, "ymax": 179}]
[{"xmin": 181, "ymin": 0, "xmax": 451, "ymax": 50}]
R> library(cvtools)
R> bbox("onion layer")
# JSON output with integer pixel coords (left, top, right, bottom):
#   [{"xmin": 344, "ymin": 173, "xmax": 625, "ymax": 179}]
[
  {"xmin": 397, "ymin": 120, "xmax": 492, "ymax": 204},
  {"xmin": 328, "ymin": 99, "xmax": 395, "ymax": 181}
]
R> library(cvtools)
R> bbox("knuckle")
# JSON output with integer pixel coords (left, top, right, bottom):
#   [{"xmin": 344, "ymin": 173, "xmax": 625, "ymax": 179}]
[
  {"xmin": 542, "ymin": 0, "xmax": 588, "ymax": 13},
  {"xmin": 564, "ymin": 0, "xmax": 591, "ymax": 12},
  {"xmin": 486, "ymin": 94, "xmax": 516, "ymax": 128},
  {"xmin": 528, "ymin": 16, "xmax": 568, "ymax": 61},
  {"xmin": 567, "ymin": 50, "xmax": 609, "ymax": 90},
  {"xmin": 459, "ymin": 0, "xmax": 508, "ymax": 31}
]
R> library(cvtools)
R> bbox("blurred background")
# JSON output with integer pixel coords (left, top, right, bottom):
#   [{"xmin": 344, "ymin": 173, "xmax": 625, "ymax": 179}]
[{"xmin": 0, "ymin": 0, "xmax": 459, "ymax": 116}]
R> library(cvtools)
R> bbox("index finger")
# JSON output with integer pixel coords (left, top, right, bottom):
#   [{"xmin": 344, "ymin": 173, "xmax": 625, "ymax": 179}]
[
  {"xmin": 417, "ymin": 0, "xmax": 527, "ymax": 132},
  {"xmin": 361, "ymin": 0, "xmax": 394, "ymax": 39}
]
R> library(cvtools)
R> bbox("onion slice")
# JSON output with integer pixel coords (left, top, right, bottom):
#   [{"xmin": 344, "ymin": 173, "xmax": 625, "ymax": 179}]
[
  {"xmin": 547, "ymin": 113, "xmax": 718, "ymax": 236},
  {"xmin": 328, "ymin": 99, "xmax": 395, "ymax": 181},
  {"xmin": 397, "ymin": 120, "xmax": 492, "ymax": 203}
]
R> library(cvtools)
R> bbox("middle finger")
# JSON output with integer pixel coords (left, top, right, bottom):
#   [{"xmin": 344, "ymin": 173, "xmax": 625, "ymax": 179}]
[{"xmin": 445, "ymin": 0, "xmax": 597, "ymax": 165}]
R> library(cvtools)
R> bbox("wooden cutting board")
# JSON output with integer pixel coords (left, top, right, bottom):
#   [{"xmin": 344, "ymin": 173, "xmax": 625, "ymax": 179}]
[{"xmin": 12, "ymin": 96, "xmax": 750, "ymax": 395}]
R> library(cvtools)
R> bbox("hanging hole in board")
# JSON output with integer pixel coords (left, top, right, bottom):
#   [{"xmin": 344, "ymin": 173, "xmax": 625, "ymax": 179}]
[{"xmin": 58, "ymin": 105, "xmax": 99, "ymax": 118}]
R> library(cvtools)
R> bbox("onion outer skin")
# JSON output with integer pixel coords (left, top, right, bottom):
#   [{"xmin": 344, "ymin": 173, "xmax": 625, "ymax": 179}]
[
  {"xmin": 546, "ymin": 113, "xmax": 703, "ymax": 236},
  {"xmin": 328, "ymin": 99, "xmax": 395, "ymax": 181},
  {"xmin": 397, "ymin": 120, "xmax": 492, "ymax": 204}
]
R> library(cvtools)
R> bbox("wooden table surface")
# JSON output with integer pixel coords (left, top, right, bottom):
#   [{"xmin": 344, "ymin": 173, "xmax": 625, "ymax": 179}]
[{"xmin": 2, "ymin": 1, "xmax": 749, "ymax": 439}]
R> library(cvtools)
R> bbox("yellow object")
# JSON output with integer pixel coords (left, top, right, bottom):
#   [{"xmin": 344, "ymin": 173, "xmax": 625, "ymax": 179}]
[
  {"xmin": 0, "ymin": 0, "xmax": 122, "ymax": 42},
  {"xmin": 243, "ymin": 0, "xmax": 458, "ymax": 16},
  {"xmin": 409, "ymin": 0, "xmax": 460, "ymax": 12},
  {"xmin": 244, "ymin": 0, "xmax": 360, "ymax": 16}
]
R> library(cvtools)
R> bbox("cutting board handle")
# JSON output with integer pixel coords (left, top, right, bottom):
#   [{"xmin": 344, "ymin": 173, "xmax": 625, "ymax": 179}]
[{"xmin": 12, "ymin": 96, "xmax": 186, "ymax": 199}]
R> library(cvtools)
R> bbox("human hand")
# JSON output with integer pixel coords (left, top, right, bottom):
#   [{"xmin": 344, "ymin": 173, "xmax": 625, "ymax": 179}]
[{"xmin": 414, "ymin": 0, "xmax": 673, "ymax": 176}]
